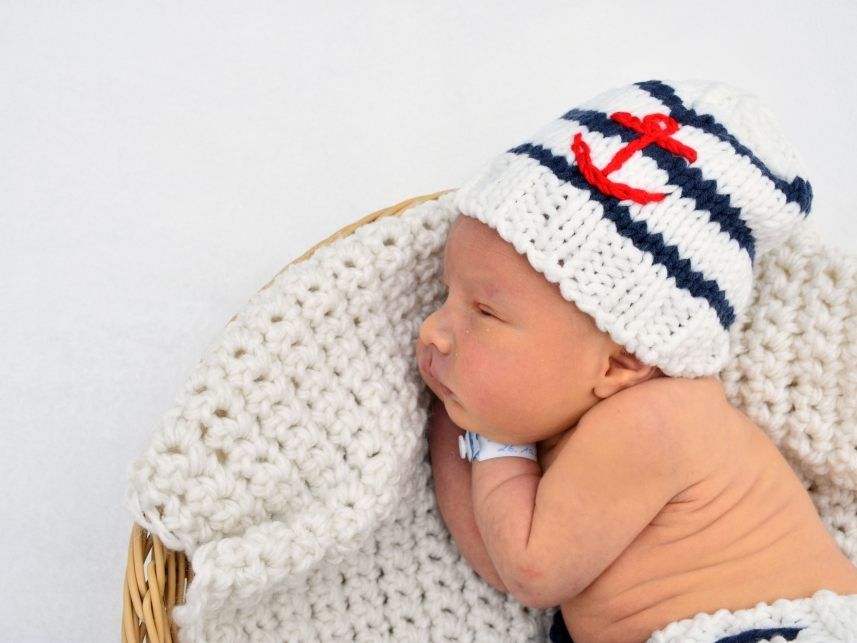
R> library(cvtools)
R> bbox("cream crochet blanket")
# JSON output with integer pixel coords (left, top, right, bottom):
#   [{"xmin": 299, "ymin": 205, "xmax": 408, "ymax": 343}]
[{"xmin": 128, "ymin": 191, "xmax": 857, "ymax": 642}]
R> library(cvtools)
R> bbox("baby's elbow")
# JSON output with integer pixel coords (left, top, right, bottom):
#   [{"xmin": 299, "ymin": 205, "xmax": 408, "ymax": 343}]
[
  {"xmin": 504, "ymin": 565, "xmax": 561, "ymax": 609},
  {"xmin": 504, "ymin": 561, "xmax": 584, "ymax": 609}
]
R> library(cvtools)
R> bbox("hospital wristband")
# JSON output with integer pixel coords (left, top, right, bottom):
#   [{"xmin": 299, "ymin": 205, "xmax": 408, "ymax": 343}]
[{"xmin": 458, "ymin": 431, "xmax": 538, "ymax": 463}]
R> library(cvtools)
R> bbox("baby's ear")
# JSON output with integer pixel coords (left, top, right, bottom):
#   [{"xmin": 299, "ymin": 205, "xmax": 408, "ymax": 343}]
[{"xmin": 593, "ymin": 348, "xmax": 660, "ymax": 399}]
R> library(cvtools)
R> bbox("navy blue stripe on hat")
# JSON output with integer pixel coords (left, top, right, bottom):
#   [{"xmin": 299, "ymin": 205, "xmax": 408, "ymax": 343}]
[
  {"xmin": 507, "ymin": 141, "xmax": 736, "ymax": 330},
  {"xmin": 637, "ymin": 80, "xmax": 813, "ymax": 214},
  {"xmin": 714, "ymin": 626, "xmax": 802, "ymax": 643},
  {"xmin": 561, "ymin": 108, "xmax": 757, "ymax": 262}
]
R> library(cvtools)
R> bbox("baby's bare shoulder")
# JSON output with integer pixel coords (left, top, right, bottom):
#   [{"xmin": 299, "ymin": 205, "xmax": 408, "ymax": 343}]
[
  {"xmin": 579, "ymin": 376, "xmax": 733, "ymax": 468},
  {"xmin": 593, "ymin": 375, "xmax": 728, "ymax": 430}
]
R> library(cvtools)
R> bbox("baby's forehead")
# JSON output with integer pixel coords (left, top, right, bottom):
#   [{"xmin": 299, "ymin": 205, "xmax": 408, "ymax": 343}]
[
  {"xmin": 445, "ymin": 215, "xmax": 604, "ymax": 332},
  {"xmin": 445, "ymin": 214, "xmax": 557, "ymax": 294},
  {"xmin": 446, "ymin": 215, "xmax": 520, "ymax": 260}
]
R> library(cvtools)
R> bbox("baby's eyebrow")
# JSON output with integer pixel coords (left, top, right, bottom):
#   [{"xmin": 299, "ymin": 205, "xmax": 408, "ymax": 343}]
[
  {"xmin": 481, "ymin": 284, "xmax": 511, "ymax": 308},
  {"xmin": 440, "ymin": 266, "xmax": 509, "ymax": 303},
  {"xmin": 482, "ymin": 281, "xmax": 500, "ymax": 298},
  {"xmin": 469, "ymin": 274, "xmax": 506, "ymax": 303}
]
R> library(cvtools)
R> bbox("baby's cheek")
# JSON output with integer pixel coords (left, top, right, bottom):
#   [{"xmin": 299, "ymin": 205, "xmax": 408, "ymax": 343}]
[{"xmin": 465, "ymin": 349, "xmax": 517, "ymax": 410}]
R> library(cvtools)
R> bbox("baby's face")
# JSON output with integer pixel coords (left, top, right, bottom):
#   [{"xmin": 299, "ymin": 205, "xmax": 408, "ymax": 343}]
[{"xmin": 417, "ymin": 215, "xmax": 617, "ymax": 444}]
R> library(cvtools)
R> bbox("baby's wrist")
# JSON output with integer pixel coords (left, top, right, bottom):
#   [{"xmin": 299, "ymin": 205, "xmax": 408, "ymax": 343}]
[{"xmin": 458, "ymin": 431, "xmax": 538, "ymax": 463}]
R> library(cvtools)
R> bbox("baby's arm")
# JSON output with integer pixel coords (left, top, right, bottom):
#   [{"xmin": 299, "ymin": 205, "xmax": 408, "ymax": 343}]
[
  {"xmin": 471, "ymin": 382, "xmax": 687, "ymax": 608},
  {"xmin": 428, "ymin": 398, "xmax": 508, "ymax": 593}
]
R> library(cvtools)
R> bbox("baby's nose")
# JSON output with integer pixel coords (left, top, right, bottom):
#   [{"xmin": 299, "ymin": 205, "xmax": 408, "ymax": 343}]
[{"xmin": 419, "ymin": 308, "xmax": 452, "ymax": 355}]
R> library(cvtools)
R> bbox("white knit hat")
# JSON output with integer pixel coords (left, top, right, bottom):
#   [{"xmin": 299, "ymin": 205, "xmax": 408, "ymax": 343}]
[{"xmin": 454, "ymin": 79, "xmax": 813, "ymax": 377}]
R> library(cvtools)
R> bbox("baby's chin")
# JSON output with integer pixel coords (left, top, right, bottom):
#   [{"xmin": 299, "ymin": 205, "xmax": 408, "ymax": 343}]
[
  {"xmin": 420, "ymin": 376, "xmax": 542, "ymax": 443},
  {"xmin": 443, "ymin": 403, "xmax": 561, "ymax": 446},
  {"xmin": 432, "ymin": 393, "xmax": 472, "ymax": 431}
]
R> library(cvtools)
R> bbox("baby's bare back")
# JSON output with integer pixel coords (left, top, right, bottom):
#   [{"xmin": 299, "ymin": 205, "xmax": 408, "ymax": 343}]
[{"xmin": 560, "ymin": 377, "xmax": 857, "ymax": 643}]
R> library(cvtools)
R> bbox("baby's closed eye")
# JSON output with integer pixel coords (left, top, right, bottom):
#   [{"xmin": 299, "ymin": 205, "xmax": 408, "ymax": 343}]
[{"xmin": 476, "ymin": 304, "xmax": 500, "ymax": 319}]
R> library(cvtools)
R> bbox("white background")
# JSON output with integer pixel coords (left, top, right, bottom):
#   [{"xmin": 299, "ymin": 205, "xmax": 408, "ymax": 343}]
[{"xmin": 2, "ymin": 2, "xmax": 856, "ymax": 641}]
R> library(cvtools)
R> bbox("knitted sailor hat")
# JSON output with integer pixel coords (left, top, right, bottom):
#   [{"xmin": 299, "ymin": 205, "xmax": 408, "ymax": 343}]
[{"xmin": 454, "ymin": 79, "xmax": 813, "ymax": 377}]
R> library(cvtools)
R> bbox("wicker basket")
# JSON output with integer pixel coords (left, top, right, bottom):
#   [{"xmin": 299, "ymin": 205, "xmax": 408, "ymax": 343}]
[{"xmin": 121, "ymin": 189, "xmax": 454, "ymax": 643}]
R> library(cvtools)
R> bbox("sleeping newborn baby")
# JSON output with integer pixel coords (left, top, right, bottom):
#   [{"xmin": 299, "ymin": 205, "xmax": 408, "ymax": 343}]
[{"xmin": 416, "ymin": 80, "xmax": 857, "ymax": 642}]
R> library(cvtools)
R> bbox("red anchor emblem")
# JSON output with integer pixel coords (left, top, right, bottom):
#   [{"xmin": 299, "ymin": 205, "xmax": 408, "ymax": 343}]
[{"xmin": 571, "ymin": 112, "xmax": 697, "ymax": 205}]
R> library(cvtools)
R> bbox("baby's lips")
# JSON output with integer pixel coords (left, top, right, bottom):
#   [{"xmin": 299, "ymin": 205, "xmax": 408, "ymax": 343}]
[{"xmin": 416, "ymin": 345, "xmax": 455, "ymax": 398}]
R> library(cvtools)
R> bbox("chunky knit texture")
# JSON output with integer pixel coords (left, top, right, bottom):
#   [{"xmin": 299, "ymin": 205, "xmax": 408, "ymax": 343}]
[
  {"xmin": 128, "ymin": 191, "xmax": 857, "ymax": 642},
  {"xmin": 455, "ymin": 80, "xmax": 813, "ymax": 378},
  {"xmin": 649, "ymin": 590, "xmax": 857, "ymax": 642}
]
